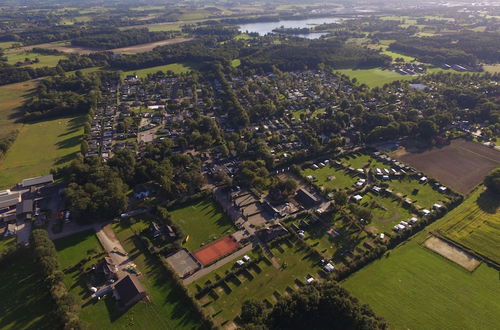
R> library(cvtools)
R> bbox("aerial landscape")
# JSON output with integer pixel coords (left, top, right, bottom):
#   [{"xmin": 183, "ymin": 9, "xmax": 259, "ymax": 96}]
[{"xmin": 0, "ymin": 0, "xmax": 499, "ymax": 329}]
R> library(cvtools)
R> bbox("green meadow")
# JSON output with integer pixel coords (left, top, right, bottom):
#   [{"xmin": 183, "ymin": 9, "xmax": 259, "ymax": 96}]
[
  {"xmin": 336, "ymin": 68, "xmax": 415, "ymax": 88},
  {"xmin": 6, "ymin": 51, "xmax": 66, "ymax": 68},
  {"xmin": 124, "ymin": 62, "xmax": 195, "ymax": 78}
]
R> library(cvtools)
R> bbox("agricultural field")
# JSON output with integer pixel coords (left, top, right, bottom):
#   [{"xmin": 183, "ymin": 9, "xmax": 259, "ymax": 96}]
[
  {"xmin": 110, "ymin": 37, "xmax": 193, "ymax": 54},
  {"xmin": 343, "ymin": 229, "xmax": 500, "ymax": 330},
  {"xmin": 124, "ymin": 62, "xmax": 195, "ymax": 78},
  {"xmin": 147, "ymin": 23, "xmax": 182, "ymax": 32},
  {"xmin": 302, "ymin": 165, "xmax": 357, "ymax": 191},
  {"xmin": 0, "ymin": 115, "xmax": 84, "ymax": 188},
  {"xmin": 336, "ymin": 68, "xmax": 415, "ymax": 88},
  {"xmin": 190, "ymin": 238, "xmax": 321, "ymax": 326},
  {"xmin": 0, "ymin": 249, "xmax": 57, "ymax": 330},
  {"xmin": 6, "ymin": 51, "xmax": 66, "ymax": 68},
  {"xmin": 0, "ymin": 80, "xmax": 37, "ymax": 140},
  {"xmin": 392, "ymin": 139, "xmax": 500, "ymax": 194},
  {"xmin": 388, "ymin": 177, "xmax": 450, "ymax": 209},
  {"xmin": 484, "ymin": 64, "xmax": 500, "ymax": 74},
  {"xmin": 169, "ymin": 198, "xmax": 235, "ymax": 252},
  {"xmin": 437, "ymin": 187, "xmax": 499, "ymax": 263}
]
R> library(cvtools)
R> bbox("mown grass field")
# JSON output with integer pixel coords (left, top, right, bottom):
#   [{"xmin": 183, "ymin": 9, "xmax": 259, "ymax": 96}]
[
  {"xmin": 343, "ymin": 231, "xmax": 500, "ymax": 330},
  {"xmin": 191, "ymin": 239, "xmax": 321, "ymax": 326},
  {"xmin": 169, "ymin": 198, "xmax": 234, "ymax": 252},
  {"xmin": 360, "ymin": 192, "xmax": 413, "ymax": 233},
  {"xmin": 147, "ymin": 23, "xmax": 182, "ymax": 32},
  {"xmin": 0, "ymin": 80, "xmax": 37, "ymax": 140},
  {"xmin": 437, "ymin": 187, "xmax": 499, "ymax": 263},
  {"xmin": 336, "ymin": 68, "xmax": 415, "ymax": 88},
  {"xmin": 123, "ymin": 62, "xmax": 195, "ymax": 78},
  {"xmin": 0, "ymin": 115, "xmax": 84, "ymax": 188},
  {"xmin": 0, "ymin": 249, "xmax": 56, "ymax": 330},
  {"xmin": 6, "ymin": 51, "xmax": 66, "ymax": 68},
  {"xmin": 388, "ymin": 177, "xmax": 450, "ymax": 209},
  {"xmin": 302, "ymin": 166, "xmax": 357, "ymax": 191}
]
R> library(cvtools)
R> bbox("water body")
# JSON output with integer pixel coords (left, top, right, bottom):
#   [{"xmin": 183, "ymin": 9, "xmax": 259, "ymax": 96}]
[{"xmin": 238, "ymin": 17, "xmax": 340, "ymax": 39}]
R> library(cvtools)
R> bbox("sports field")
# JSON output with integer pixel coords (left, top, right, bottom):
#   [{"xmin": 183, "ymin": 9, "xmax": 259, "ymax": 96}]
[
  {"xmin": 437, "ymin": 187, "xmax": 499, "ymax": 263},
  {"xmin": 0, "ymin": 115, "xmax": 84, "ymax": 188},
  {"xmin": 193, "ymin": 236, "xmax": 239, "ymax": 266},
  {"xmin": 343, "ymin": 231, "xmax": 500, "ymax": 329},
  {"xmin": 170, "ymin": 198, "xmax": 234, "ymax": 252},
  {"xmin": 336, "ymin": 68, "xmax": 415, "ymax": 88},
  {"xmin": 393, "ymin": 139, "xmax": 500, "ymax": 194}
]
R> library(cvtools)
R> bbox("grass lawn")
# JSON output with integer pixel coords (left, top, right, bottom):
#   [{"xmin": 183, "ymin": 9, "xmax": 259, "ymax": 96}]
[
  {"xmin": 169, "ymin": 198, "xmax": 234, "ymax": 252},
  {"xmin": 0, "ymin": 80, "xmax": 37, "ymax": 140},
  {"xmin": 388, "ymin": 178, "xmax": 450, "ymax": 209},
  {"xmin": 336, "ymin": 68, "xmax": 415, "ymax": 88},
  {"xmin": 191, "ymin": 239, "xmax": 321, "ymax": 326},
  {"xmin": 381, "ymin": 49, "xmax": 416, "ymax": 62},
  {"xmin": 291, "ymin": 108, "xmax": 325, "ymax": 120},
  {"xmin": 0, "ymin": 249, "xmax": 57, "ymax": 330},
  {"xmin": 230, "ymin": 59, "xmax": 241, "ymax": 68},
  {"xmin": 0, "ymin": 41, "xmax": 17, "ymax": 49},
  {"xmin": 341, "ymin": 153, "xmax": 386, "ymax": 169},
  {"xmin": 343, "ymin": 231, "xmax": 500, "ymax": 330},
  {"xmin": 6, "ymin": 51, "xmax": 66, "ymax": 68},
  {"xmin": 123, "ymin": 62, "xmax": 196, "ymax": 78},
  {"xmin": 360, "ymin": 192, "xmax": 414, "ymax": 233},
  {"xmin": 302, "ymin": 166, "xmax": 357, "ymax": 191},
  {"xmin": 437, "ymin": 187, "xmax": 499, "ymax": 263},
  {"xmin": 0, "ymin": 237, "xmax": 16, "ymax": 255},
  {"xmin": 0, "ymin": 115, "xmax": 84, "ymax": 188},
  {"xmin": 234, "ymin": 34, "xmax": 252, "ymax": 40}
]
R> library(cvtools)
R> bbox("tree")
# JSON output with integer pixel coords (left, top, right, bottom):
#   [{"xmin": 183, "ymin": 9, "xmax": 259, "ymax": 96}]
[
  {"xmin": 418, "ymin": 120, "xmax": 438, "ymax": 140},
  {"xmin": 484, "ymin": 168, "xmax": 500, "ymax": 195}
]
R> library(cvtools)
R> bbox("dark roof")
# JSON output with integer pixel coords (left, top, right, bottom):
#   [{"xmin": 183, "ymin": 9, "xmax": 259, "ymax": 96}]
[
  {"xmin": 114, "ymin": 275, "xmax": 145, "ymax": 306},
  {"xmin": 16, "ymin": 199, "xmax": 33, "ymax": 215},
  {"xmin": 21, "ymin": 175, "xmax": 53, "ymax": 188},
  {"xmin": 295, "ymin": 188, "xmax": 319, "ymax": 208}
]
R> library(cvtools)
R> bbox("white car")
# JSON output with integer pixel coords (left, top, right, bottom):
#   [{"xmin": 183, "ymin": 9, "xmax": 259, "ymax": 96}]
[{"xmin": 243, "ymin": 255, "xmax": 251, "ymax": 262}]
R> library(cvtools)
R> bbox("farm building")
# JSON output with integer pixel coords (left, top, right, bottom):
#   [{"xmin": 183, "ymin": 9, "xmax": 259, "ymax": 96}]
[
  {"xmin": 295, "ymin": 188, "xmax": 319, "ymax": 208},
  {"xmin": 0, "ymin": 190, "xmax": 21, "ymax": 209},
  {"xmin": 20, "ymin": 175, "xmax": 53, "ymax": 188}
]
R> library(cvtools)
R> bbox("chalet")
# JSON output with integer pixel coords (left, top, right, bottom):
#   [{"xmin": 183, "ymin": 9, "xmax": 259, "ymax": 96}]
[
  {"xmin": 113, "ymin": 275, "xmax": 147, "ymax": 309},
  {"xmin": 295, "ymin": 188, "xmax": 319, "ymax": 209}
]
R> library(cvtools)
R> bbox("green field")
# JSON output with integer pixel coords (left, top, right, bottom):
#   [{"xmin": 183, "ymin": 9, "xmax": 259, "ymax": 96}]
[
  {"xmin": 302, "ymin": 166, "xmax": 357, "ymax": 191},
  {"xmin": 55, "ymin": 226, "xmax": 203, "ymax": 329},
  {"xmin": 0, "ymin": 80, "xmax": 37, "ymax": 140},
  {"xmin": 147, "ymin": 23, "xmax": 182, "ymax": 32},
  {"xmin": 341, "ymin": 153, "xmax": 386, "ymax": 169},
  {"xmin": 0, "ymin": 249, "xmax": 56, "ymax": 330},
  {"xmin": 6, "ymin": 51, "xmax": 66, "ymax": 68},
  {"xmin": 170, "ymin": 198, "xmax": 234, "ymax": 252},
  {"xmin": 381, "ymin": 50, "xmax": 416, "ymax": 62},
  {"xmin": 124, "ymin": 63, "xmax": 195, "ymax": 78},
  {"xmin": 343, "ymin": 231, "xmax": 500, "ymax": 329},
  {"xmin": 484, "ymin": 64, "xmax": 500, "ymax": 74},
  {"xmin": 437, "ymin": 187, "xmax": 499, "ymax": 263},
  {"xmin": 388, "ymin": 178, "xmax": 450, "ymax": 209},
  {"xmin": 231, "ymin": 59, "xmax": 241, "ymax": 68},
  {"xmin": 0, "ymin": 115, "xmax": 84, "ymax": 188},
  {"xmin": 336, "ymin": 68, "xmax": 415, "ymax": 88},
  {"xmin": 360, "ymin": 192, "xmax": 414, "ymax": 233},
  {"xmin": 191, "ymin": 239, "xmax": 321, "ymax": 325}
]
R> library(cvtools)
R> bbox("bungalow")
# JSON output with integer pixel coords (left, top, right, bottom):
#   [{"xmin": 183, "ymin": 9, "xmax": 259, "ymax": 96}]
[
  {"xmin": 295, "ymin": 188, "xmax": 319, "ymax": 209},
  {"xmin": 113, "ymin": 275, "xmax": 147, "ymax": 309}
]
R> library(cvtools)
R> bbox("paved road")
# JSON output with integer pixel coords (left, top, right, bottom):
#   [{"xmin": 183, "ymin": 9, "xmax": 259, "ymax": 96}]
[{"xmin": 183, "ymin": 243, "xmax": 254, "ymax": 285}]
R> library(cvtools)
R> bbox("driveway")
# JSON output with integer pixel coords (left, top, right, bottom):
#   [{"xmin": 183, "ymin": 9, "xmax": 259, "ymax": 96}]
[{"xmin": 95, "ymin": 225, "xmax": 135, "ymax": 278}]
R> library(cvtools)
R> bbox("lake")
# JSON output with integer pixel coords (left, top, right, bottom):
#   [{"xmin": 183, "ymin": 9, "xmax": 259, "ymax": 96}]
[{"xmin": 238, "ymin": 17, "xmax": 340, "ymax": 39}]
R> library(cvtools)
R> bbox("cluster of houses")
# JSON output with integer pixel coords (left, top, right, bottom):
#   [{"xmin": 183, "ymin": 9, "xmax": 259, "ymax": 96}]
[{"xmin": 392, "ymin": 63, "xmax": 426, "ymax": 75}]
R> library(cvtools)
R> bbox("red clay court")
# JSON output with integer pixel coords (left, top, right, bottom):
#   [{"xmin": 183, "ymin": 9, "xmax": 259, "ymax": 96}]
[{"xmin": 193, "ymin": 236, "xmax": 240, "ymax": 266}]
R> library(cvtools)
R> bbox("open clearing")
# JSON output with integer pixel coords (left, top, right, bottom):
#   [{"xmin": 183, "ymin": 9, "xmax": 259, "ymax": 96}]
[
  {"xmin": 436, "ymin": 187, "xmax": 499, "ymax": 263},
  {"xmin": 393, "ymin": 139, "xmax": 500, "ymax": 194},
  {"xmin": 124, "ymin": 62, "xmax": 195, "ymax": 78},
  {"xmin": 7, "ymin": 37, "xmax": 193, "ymax": 55},
  {"xmin": 336, "ymin": 68, "xmax": 415, "ymax": 88},
  {"xmin": 0, "ymin": 80, "xmax": 36, "ymax": 140},
  {"xmin": 0, "ymin": 115, "xmax": 84, "ymax": 188},
  {"xmin": 6, "ymin": 51, "xmax": 66, "ymax": 68},
  {"xmin": 0, "ymin": 249, "xmax": 56, "ymax": 330},
  {"xmin": 343, "ymin": 227, "xmax": 500, "ymax": 330},
  {"xmin": 424, "ymin": 236, "xmax": 480, "ymax": 271},
  {"xmin": 170, "ymin": 198, "xmax": 234, "ymax": 252}
]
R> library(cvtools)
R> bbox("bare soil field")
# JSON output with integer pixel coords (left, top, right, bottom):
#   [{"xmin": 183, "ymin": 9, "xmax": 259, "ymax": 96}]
[
  {"xmin": 6, "ymin": 37, "xmax": 193, "ymax": 55},
  {"xmin": 393, "ymin": 139, "xmax": 500, "ymax": 194},
  {"xmin": 424, "ymin": 236, "xmax": 481, "ymax": 271}
]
